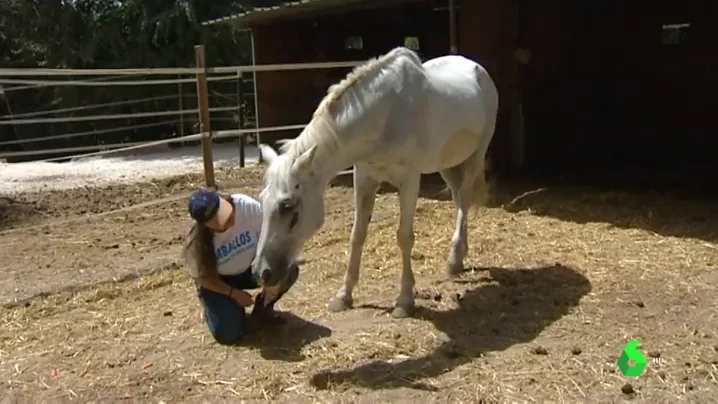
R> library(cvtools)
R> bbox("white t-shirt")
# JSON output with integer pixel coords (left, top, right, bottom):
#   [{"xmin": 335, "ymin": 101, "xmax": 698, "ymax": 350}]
[{"xmin": 213, "ymin": 193, "xmax": 263, "ymax": 276}]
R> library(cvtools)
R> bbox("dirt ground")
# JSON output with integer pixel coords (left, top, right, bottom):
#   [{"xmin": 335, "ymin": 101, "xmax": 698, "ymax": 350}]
[{"xmin": 1, "ymin": 164, "xmax": 717, "ymax": 403}]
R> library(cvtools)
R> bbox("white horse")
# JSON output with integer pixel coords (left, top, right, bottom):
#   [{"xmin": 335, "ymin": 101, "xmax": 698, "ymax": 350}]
[{"xmin": 251, "ymin": 47, "xmax": 499, "ymax": 318}]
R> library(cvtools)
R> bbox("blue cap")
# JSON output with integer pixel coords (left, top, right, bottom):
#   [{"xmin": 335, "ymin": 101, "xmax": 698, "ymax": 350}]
[{"xmin": 188, "ymin": 189, "xmax": 220, "ymax": 224}]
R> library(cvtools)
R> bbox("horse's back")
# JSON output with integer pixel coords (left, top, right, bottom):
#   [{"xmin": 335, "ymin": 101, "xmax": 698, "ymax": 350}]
[
  {"xmin": 351, "ymin": 49, "xmax": 498, "ymax": 175},
  {"xmin": 423, "ymin": 55, "xmax": 497, "ymax": 116},
  {"xmin": 412, "ymin": 55, "xmax": 498, "ymax": 171}
]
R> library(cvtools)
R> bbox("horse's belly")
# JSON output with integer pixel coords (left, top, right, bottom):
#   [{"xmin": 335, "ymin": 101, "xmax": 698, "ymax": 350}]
[{"xmin": 419, "ymin": 129, "xmax": 480, "ymax": 174}]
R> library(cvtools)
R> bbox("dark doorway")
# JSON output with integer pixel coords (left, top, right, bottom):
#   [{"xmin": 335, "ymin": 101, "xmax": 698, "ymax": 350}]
[{"xmin": 518, "ymin": 0, "xmax": 718, "ymax": 189}]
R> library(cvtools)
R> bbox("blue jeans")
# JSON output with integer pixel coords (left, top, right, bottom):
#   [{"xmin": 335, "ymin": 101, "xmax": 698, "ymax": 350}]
[{"xmin": 197, "ymin": 264, "xmax": 299, "ymax": 345}]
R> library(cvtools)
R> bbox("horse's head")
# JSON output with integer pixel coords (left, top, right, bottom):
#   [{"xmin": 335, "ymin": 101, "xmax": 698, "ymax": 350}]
[{"xmin": 252, "ymin": 142, "xmax": 325, "ymax": 287}]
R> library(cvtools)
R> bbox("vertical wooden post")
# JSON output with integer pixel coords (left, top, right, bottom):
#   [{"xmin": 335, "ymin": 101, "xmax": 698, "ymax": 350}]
[
  {"xmin": 194, "ymin": 45, "xmax": 216, "ymax": 189},
  {"xmin": 178, "ymin": 75, "xmax": 185, "ymax": 141},
  {"xmin": 504, "ymin": 0, "xmax": 524, "ymax": 171},
  {"xmin": 236, "ymin": 70, "xmax": 246, "ymax": 168},
  {"xmin": 249, "ymin": 31, "xmax": 262, "ymax": 163},
  {"xmin": 449, "ymin": 0, "xmax": 458, "ymax": 54}
]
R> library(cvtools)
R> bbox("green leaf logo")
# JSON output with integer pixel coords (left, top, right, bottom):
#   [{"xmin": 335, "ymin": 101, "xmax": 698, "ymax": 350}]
[{"xmin": 617, "ymin": 339, "xmax": 648, "ymax": 377}]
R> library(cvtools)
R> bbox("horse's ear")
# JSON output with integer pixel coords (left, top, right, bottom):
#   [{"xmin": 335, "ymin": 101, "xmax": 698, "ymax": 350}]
[
  {"xmin": 259, "ymin": 144, "xmax": 279, "ymax": 164},
  {"xmin": 293, "ymin": 145, "xmax": 318, "ymax": 174}
]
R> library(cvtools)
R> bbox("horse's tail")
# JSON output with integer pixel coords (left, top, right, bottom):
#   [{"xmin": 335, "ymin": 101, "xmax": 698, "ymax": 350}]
[
  {"xmin": 468, "ymin": 155, "xmax": 494, "ymax": 210},
  {"xmin": 432, "ymin": 153, "xmax": 494, "ymax": 210},
  {"xmin": 434, "ymin": 60, "xmax": 497, "ymax": 209},
  {"xmin": 469, "ymin": 62, "xmax": 499, "ymax": 210}
]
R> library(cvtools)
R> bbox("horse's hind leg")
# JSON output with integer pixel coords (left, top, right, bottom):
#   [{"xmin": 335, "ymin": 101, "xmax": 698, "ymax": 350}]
[
  {"xmin": 440, "ymin": 164, "xmax": 469, "ymax": 276},
  {"xmin": 328, "ymin": 166, "xmax": 379, "ymax": 312},
  {"xmin": 441, "ymin": 149, "xmax": 488, "ymax": 276}
]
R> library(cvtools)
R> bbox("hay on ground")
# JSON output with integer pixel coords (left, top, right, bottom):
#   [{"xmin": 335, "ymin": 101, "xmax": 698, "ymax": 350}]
[{"xmin": 0, "ymin": 166, "xmax": 717, "ymax": 402}]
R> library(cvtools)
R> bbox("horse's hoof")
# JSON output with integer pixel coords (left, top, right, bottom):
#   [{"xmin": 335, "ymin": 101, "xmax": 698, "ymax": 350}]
[
  {"xmin": 391, "ymin": 305, "xmax": 415, "ymax": 318},
  {"xmin": 446, "ymin": 262, "xmax": 464, "ymax": 277},
  {"xmin": 328, "ymin": 297, "xmax": 352, "ymax": 312}
]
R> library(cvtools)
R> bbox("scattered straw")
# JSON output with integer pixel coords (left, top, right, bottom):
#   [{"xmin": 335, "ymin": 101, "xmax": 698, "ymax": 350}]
[{"xmin": 0, "ymin": 166, "xmax": 717, "ymax": 402}]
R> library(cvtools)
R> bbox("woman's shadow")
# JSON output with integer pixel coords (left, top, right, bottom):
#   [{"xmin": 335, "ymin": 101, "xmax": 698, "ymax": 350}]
[
  {"xmin": 309, "ymin": 263, "xmax": 592, "ymax": 390},
  {"xmin": 240, "ymin": 312, "xmax": 332, "ymax": 362}
]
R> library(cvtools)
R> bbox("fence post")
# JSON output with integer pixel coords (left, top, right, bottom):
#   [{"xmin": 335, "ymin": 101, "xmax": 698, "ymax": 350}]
[
  {"xmin": 449, "ymin": 0, "xmax": 458, "ymax": 54},
  {"xmin": 236, "ymin": 70, "xmax": 245, "ymax": 168},
  {"xmin": 194, "ymin": 45, "xmax": 216, "ymax": 190},
  {"xmin": 178, "ymin": 74, "xmax": 185, "ymax": 141},
  {"xmin": 249, "ymin": 31, "xmax": 262, "ymax": 164}
]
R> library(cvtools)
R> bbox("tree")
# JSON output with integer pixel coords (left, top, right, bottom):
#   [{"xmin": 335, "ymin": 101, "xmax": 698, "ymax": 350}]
[{"xmin": 0, "ymin": 0, "xmax": 256, "ymax": 158}]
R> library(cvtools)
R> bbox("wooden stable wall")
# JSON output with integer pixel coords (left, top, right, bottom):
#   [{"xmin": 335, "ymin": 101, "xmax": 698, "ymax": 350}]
[
  {"xmin": 457, "ymin": 0, "xmax": 523, "ymax": 174},
  {"xmin": 610, "ymin": 0, "xmax": 718, "ymax": 173},
  {"xmin": 249, "ymin": 0, "xmax": 717, "ymax": 181},
  {"xmin": 251, "ymin": 20, "xmax": 334, "ymax": 145},
  {"xmin": 513, "ymin": 0, "xmax": 574, "ymax": 172},
  {"xmin": 503, "ymin": 0, "xmax": 717, "ymax": 176},
  {"xmin": 249, "ymin": 0, "xmax": 451, "ymax": 145}
]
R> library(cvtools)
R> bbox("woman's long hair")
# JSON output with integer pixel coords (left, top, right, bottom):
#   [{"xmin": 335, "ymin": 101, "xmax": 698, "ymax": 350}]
[{"xmin": 182, "ymin": 194, "xmax": 235, "ymax": 279}]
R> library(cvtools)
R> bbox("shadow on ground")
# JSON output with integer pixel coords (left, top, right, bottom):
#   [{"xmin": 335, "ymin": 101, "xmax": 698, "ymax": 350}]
[
  {"xmin": 329, "ymin": 172, "xmax": 455, "ymax": 202},
  {"xmin": 0, "ymin": 195, "xmax": 38, "ymax": 230},
  {"xmin": 493, "ymin": 178, "xmax": 718, "ymax": 243},
  {"xmin": 243, "ymin": 312, "xmax": 332, "ymax": 362},
  {"xmin": 330, "ymin": 171, "xmax": 718, "ymax": 243},
  {"xmin": 309, "ymin": 264, "xmax": 591, "ymax": 390}
]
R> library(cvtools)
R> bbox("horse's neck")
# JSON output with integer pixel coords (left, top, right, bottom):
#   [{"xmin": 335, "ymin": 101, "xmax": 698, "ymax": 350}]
[
  {"xmin": 294, "ymin": 109, "xmax": 373, "ymax": 189},
  {"xmin": 298, "ymin": 63, "xmax": 408, "ymax": 186}
]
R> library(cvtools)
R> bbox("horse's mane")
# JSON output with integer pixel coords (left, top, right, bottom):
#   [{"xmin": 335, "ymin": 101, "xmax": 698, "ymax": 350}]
[
  {"xmin": 277, "ymin": 47, "xmax": 422, "ymax": 157},
  {"xmin": 316, "ymin": 47, "xmax": 422, "ymax": 115}
]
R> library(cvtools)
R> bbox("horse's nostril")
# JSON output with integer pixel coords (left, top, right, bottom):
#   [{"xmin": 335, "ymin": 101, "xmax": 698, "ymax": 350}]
[{"xmin": 261, "ymin": 268, "xmax": 272, "ymax": 283}]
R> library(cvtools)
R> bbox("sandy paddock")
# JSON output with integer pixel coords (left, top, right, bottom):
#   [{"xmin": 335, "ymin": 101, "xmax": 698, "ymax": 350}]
[{"xmin": 0, "ymin": 149, "xmax": 717, "ymax": 403}]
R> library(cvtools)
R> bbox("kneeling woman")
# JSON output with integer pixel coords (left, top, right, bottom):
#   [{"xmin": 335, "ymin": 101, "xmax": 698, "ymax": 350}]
[{"xmin": 182, "ymin": 188, "xmax": 299, "ymax": 345}]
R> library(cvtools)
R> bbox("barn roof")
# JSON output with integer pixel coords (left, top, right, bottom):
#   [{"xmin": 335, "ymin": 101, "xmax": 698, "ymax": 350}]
[{"xmin": 202, "ymin": 0, "xmax": 421, "ymax": 27}]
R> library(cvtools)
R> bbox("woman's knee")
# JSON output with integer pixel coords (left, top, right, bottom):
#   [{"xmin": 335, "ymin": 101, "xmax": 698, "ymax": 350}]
[
  {"xmin": 205, "ymin": 313, "xmax": 246, "ymax": 345},
  {"xmin": 199, "ymin": 290, "xmax": 248, "ymax": 345}
]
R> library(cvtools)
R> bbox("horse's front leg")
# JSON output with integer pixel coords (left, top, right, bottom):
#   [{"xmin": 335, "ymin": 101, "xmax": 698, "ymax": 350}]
[
  {"xmin": 328, "ymin": 167, "xmax": 379, "ymax": 312},
  {"xmin": 392, "ymin": 173, "xmax": 421, "ymax": 318}
]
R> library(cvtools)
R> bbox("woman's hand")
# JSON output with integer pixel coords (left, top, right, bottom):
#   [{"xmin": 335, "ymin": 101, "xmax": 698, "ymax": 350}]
[
  {"xmin": 231, "ymin": 289, "xmax": 254, "ymax": 307},
  {"xmin": 196, "ymin": 276, "xmax": 254, "ymax": 307}
]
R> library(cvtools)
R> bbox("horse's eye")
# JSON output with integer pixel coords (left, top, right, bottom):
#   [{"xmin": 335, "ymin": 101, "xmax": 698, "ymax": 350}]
[{"xmin": 278, "ymin": 199, "xmax": 294, "ymax": 215}]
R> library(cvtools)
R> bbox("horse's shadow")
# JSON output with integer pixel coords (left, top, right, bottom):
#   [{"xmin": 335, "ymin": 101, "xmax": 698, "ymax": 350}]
[
  {"xmin": 309, "ymin": 264, "xmax": 591, "ymax": 390},
  {"xmin": 241, "ymin": 312, "xmax": 332, "ymax": 362}
]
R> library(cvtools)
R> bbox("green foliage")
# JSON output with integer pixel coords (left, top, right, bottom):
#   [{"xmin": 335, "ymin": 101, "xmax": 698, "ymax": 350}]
[{"xmin": 0, "ymin": 0, "xmax": 257, "ymax": 159}]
